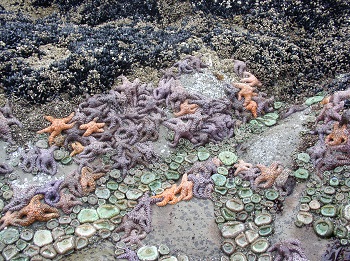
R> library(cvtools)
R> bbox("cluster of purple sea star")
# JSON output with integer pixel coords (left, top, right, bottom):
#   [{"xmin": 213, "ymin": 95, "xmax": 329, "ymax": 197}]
[
  {"xmin": 306, "ymin": 88, "xmax": 350, "ymax": 178},
  {"xmin": 114, "ymin": 193, "xmax": 160, "ymax": 247}
]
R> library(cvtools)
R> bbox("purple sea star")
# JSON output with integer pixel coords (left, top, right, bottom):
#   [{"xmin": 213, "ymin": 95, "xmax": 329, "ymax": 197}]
[
  {"xmin": 35, "ymin": 146, "xmax": 59, "ymax": 175},
  {"xmin": 3, "ymin": 184, "xmax": 39, "ymax": 212},
  {"xmin": 59, "ymin": 170, "xmax": 83, "ymax": 197},
  {"xmin": 187, "ymin": 158, "xmax": 221, "ymax": 178},
  {"xmin": 121, "ymin": 229, "xmax": 147, "ymax": 246},
  {"xmin": 268, "ymin": 239, "xmax": 309, "ymax": 261},
  {"xmin": 78, "ymin": 136, "xmax": 112, "ymax": 162},
  {"xmin": 315, "ymin": 102, "xmax": 343, "ymax": 124},
  {"xmin": 163, "ymin": 118, "xmax": 197, "ymax": 147},
  {"xmin": 316, "ymin": 150, "xmax": 350, "ymax": 179},
  {"xmin": 0, "ymin": 101, "xmax": 22, "ymax": 144},
  {"xmin": 114, "ymin": 215, "xmax": 144, "ymax": 239},
  {"xmin": 0, "ymin": 163, "xmax": 13, "ymax": 175},
  {"xmin": 127, "ymin": 193, "xmax": 161, "ymax": 233},
  {"xmin": 116, "ymin": 247, "xmax": 140, "ymax": 261},
  {"xmin": 188, "ymin": 173, "xmax": 214, "ymax": 199},
  {"xmin": 19, "ymin": 147, "xmax": 38, "ymax": 173},
  {"xmin": 55, "ymin": 190, "xmax": 82, "ymax": 214},
  {"xmin": 233, "ymin": 59, "xmax": 247, "ymax": 76},
  {"xmin": 35, "ymin": 179, "xmax": 63, "ymax": 206}
]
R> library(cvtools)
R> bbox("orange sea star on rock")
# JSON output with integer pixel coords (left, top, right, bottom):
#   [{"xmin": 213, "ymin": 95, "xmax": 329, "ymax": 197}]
[
  {"xmin": 80, "ymin": 166, "xmax": 105, "ymax": 195},
  {"xmin": 152, "ymin": 184, "xmax": 177, "ymax": 206},
  {"xmin": 0, "ymin": 211, "xmax": 20, "ymax": 230},
  {"xmin": 245, "ymin": 100, "xmax": 258, "ymax": 118},
  {"xmin": 255, "ymin": 162, "xmax": 284, "ymax": 189},
  {"xmin": 325, "ymin": 122, "xmax": 349, "ymax": 146},
  {"xmin": 14, "ymin": 194, "xmax": 60, "ymax": 226},
  {"xmin": 234, "ymin": 159, "xmax": 254, "ymax": 176},
  {"xmin": 240, "ymin": 71, "xmax": 262, "ymax": 88},
  {"xmin": 174, "ymin": 99, "xmax": 199, "ymax": 117},
  {"xmin": 70, "ymin": 141, "xmax": 85, "ymax": 157},
  {"xmin": 233, "ymin": 82, "xmax": 258, "ymax": 106},
  {"xmin": 79, "ymin": 117, "xmax": 105, "ymax": 137},
  {"xmin": 37, "ymin": 112, "xmax": 75, "ymax": 145},
  {"xmin": 172, "ymin": 173, "xmax": 194, "ymax": 203}
]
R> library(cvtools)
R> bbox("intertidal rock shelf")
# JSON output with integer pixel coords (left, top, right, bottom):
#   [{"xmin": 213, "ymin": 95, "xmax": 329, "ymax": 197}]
[{"xmin": 0, "ymin": 55, "xmax": 349, "ymax": 261}]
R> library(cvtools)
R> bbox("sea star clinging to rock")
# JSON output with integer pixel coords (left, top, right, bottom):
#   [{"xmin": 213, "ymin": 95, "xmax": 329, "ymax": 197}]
[
  {"xmin": 3, "ymin": 184, "xmax": 39, "ymax": 212},
  {"xmin": 240, "ymin": 71, "xmax": 262, "ymax": 88},
  {"xmin": 325, "ymin": 122, "xmax": 349, "ymax": 146},
  {"xmin": 121, "ymin": 229, "xmax": 147, "ymax": 246},
  {"xmin": 55, "ymin": 190, "xmax": 82, "ymax": 214},
  {"xmin": 79, "ymin": 166, "xmax": 105, "ymax": 195},
  {"xmin": 268, "ymin": 239, "xmax": 309, "ymax": 261},
  {"xmin": 35, "ymin": 179, "xmax": 63, "ymax": 206},
  {"xmin": 172, "ymin": 173, "xmax": 194, "ymax": 204},
  {"xmin": 37, "ymin": 112, "xmax": 76, "ymax": 145},
  {"xmin": 233, "ymin": 82, "xmax": 258, "ymax": 106},
  {"xmin": 233, "ymin": 59, "xmax": 247, "ymax": 76},
  {"xmin": 116, "ymin": 247, "xmax": 140, "ymax": 261},
  {"xmin": 127, "ymin": 193, "xmax": 161, "ymax": 233},
  {"xmin": 174, "ymin": 99, "xmax": 199, "ymax": 117},
  {"xmin": 254, "ymin": 162, "xmax": 284, "ymax": 189},
  {"xmin": 79, "ymin": 117, "xmax": 105, "ymax": 137},
  {"xmin": 70, "ymin": 141, "xmax": 85, "ymax": 157},
  {"xmin": 14, "ymin": 194, "xmax": 60, "ymax": 226},
  {"xmin": 152, "ymin": 184, "xmax": 178, "ymax": 206},
  {"xmin": 0, "ymin": 210, "xmax": 19, "ymax": 230},
  {"xmin": 234, "ymin": 159, "xmax": 253, "ymax": 176},
  {"xmin": 0, "ymin": 102, "xmax": 22, "ymax": 144},
  {"xmin": 35, "ymin": 146, "xmax": 59, "ymax": 175}
]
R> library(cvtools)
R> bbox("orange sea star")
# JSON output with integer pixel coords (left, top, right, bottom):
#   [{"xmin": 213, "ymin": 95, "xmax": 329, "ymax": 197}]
[
  {"xmin": 255, "ymin": 162, "xmax": 284, "ymax": 189},
  {"xmin": 14, "ymin": 194, "xmax": 60, "ymax": 226},
  {"xmin": 325, "ymin": 122, "xmax": 349, "ymax": 146},
  {"xmin": 79, "ymin": 117, "xmax": 105, "ymax": 137},
  {"xmin": 233, "ymin": 82, "xmax": 258, "ymax": 106},
  {"xmin": 234, "ymin": 159, "xmax": 253, "ymax": 176},
  {"xmin": 245, "ymin": 100, "xmax": 258, "ymax": 118},
  {"xmin": 240, "ymin": 71, "xmax": 262, "ymax": 87},
  {"xmin": 37, "ymin": 112, "xmax": 75, "ymax": 145},
  {"xmin": 174, "ymin": 99, "xmax": 199, "ymax": 117},
  {"xmin": 172, "ymin": 173, "xmax": 194, "ymax": 203},
  {"xmin": 0, "ymin": 211, "xmax": 20, "ymax": 230},
  {"xmin": 80, "ymin": 166, "xmax": 105, "ymax": 195},
  {"xmin": 152, "ymin": 184, "xmax": 177, "ymax": 207},
  {"xmin": 70, "ymin": 141, "xmax": 85, "ymax": 157}
]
